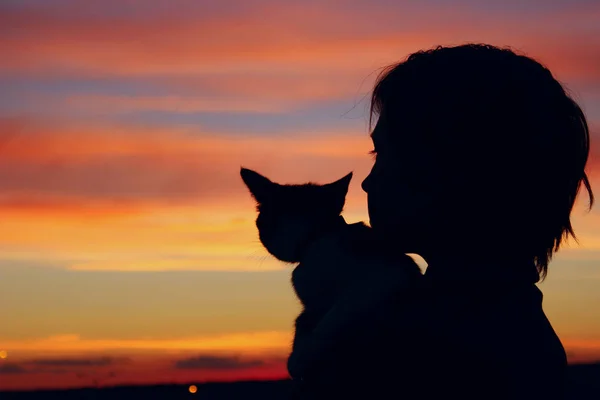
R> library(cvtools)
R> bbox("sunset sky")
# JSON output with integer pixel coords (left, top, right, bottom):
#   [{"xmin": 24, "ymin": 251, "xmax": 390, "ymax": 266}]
[{"xmin": 1, "ymin": 0, "xmax": 599, "ymax": 391}]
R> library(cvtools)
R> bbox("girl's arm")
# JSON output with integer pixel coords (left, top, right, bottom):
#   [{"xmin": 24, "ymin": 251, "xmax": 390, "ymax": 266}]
[{"xmin": 288, "ymin": 256, "xmax": 417, "ymax": 379}]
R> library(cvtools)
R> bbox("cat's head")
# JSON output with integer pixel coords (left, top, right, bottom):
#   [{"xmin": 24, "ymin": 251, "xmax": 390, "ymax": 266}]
[{"xmin": 240, "ymin": 167, "xmax": 352, "ymax": 263}]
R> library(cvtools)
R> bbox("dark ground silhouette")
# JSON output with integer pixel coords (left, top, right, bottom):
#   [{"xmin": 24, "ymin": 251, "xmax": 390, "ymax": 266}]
[{"xmin": 0, "ymin": 363, "xmax": 598, "ymax": 399}]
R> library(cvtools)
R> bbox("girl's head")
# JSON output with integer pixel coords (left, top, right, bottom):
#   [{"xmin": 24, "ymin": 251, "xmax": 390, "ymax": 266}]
[{"xmin": 362, "ymin": 43, "xmax": 594, "ymax": 280}]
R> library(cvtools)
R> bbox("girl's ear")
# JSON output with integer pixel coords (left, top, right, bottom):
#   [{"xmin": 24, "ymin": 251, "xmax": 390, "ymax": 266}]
[{"xmin": 240, "ymin": 167, "xmax": 276, "ymax": 203}]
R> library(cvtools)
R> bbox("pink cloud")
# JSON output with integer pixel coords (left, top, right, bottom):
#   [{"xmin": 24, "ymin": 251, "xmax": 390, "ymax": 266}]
[
  {"xmin": 1, "ymin": 0, "xmax": 598, "ymax": 88},
  {"xmin": 0, "ymin": 118, "xmax": 371, "ymax": 210}
]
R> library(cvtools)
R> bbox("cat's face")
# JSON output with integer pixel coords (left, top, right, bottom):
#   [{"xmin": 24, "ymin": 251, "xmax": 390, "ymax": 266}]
[{"xmin": 240, "ymin": 168, "xmax": 352, "ymax": 263}]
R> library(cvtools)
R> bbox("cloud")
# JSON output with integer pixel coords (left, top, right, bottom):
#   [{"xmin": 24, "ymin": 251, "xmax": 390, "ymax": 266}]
[
  {"xmin": 0, "ymin": 117, "xmax": 370, "ymax": 210},
  {"xmin": 563, "ymin": 338, "xmax": 600, "ymax": 363},
  {"xmin": 46, "ymin": 68, "xmax": 366, "ymax": 114},
  {"xmin": 174, "ymin": 355, "xmax": 265, "ymax": 370},
  {"xmin": 588, "ymin": 122, "xmax": 600, "ymax": 177},
  {"xmin": 1, "ymin": 0, "xmax": 598, "ymax": 86},
  {"xmin": 28, "ymin": 356, "xmax": 130, "ymax": 367},
  {"xmin": 2, "ymin": 332, "xmax": 292, "ymax": 354},
  {"xmin": 0, "ymin": 357, "xmax": 130, "ymax": 378},
  {"xmin": 0, "ymin": 114, "xmax": 372, "ymax": 273},
  {"xmin": 0, "ymin": 363, "xmax": 27, "ymax": 374},
  {"xmin": 0, "ymin": 1, "xmax": 423, "ymax": 76}
]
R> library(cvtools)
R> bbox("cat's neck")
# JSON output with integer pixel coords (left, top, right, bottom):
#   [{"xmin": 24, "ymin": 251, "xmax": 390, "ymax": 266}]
[{"xmin": 297, "ymin": 215, "xmax": 347, "ymax": 261}]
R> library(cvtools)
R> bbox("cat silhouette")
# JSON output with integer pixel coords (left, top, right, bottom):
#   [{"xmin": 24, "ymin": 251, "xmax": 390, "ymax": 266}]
[{"xmin": 240, "ymin": 167, "xmax": 422, "ymax": 369}]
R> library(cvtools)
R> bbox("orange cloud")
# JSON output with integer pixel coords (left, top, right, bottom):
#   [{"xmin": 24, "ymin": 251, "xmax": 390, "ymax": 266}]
[
  {"xmin": 3, "ymin": 331, "xmax": 291, "ymax": 358},
  {"xmin": 0, "ymin": 117, "xmax": 368, "ymax": 164},
  {"xmin": 0, "ymin": 203, "xmax": 276, "ymax": 271},
  {"xmin": 563, "ymin": 338, "xmax": 600, "ymax": 364},
  {"xmin": 0, "ymin": 117, "xmax": 371, "ymax": 209},
  {"xmin": 0, "ymin": 117, "xmax": 373, "ymax": 271}
]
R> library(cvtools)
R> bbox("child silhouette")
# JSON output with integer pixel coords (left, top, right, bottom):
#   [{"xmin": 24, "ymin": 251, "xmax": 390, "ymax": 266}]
[{"xmin": 290, "ymin": 43, "xmax": 594, "ymax": 400}]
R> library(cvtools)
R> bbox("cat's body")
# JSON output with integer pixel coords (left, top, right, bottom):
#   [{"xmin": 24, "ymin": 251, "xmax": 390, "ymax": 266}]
[
  {"xmin": 289, "ymin": 217, "xmax": 417, "ymax": 323},
  {"xmin": 240, "ymin": 167, "xmax": 422, "ymax": 381}
]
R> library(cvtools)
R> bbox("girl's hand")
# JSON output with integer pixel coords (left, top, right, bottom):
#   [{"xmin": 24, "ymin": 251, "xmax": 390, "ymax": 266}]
[{"xmin": 289, "ymin": 258, "xmax": 416, "ymax": 378}]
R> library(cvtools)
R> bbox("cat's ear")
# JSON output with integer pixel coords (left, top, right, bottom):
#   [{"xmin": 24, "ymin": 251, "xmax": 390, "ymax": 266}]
[
  {"xmin": 240, "ymin": 167, "xmax": 276, "ymax": 203},
  {"xmin": 323, "ymin": 172, "xmax": 352, "ymax": 213},
  {"xmin": 325, "ymin": 172, "xmax": 353, "ymax": 196},
  {"xmin": 324, "ymin": 172, "xmax": 353, "ymax": 212}
]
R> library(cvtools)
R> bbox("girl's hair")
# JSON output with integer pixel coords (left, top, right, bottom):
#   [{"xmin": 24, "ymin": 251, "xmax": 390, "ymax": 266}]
[{"xmin": 370, "ymin": 43, "xmax": 594, "ymax": 280}]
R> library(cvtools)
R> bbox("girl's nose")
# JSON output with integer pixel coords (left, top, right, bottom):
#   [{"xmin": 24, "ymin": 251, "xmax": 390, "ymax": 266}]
[{"xmin": 361, "ymin": 174, "xmax": 371, "ymax": 193}]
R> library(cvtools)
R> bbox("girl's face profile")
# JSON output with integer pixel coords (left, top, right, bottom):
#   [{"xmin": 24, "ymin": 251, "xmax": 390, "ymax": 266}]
[{"xmin": 362, "ymin": 117, "xmax": 438, "ymax": 252}]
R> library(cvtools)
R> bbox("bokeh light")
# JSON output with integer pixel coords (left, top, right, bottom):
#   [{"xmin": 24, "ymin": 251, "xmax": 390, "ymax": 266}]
[
  {"xmin": 188, "ymin": 384, "xmax": 197, "ymax": 394},
  {"xmin": 0, "ymin": 350, "xmax": 7, "ymax": 359}
]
